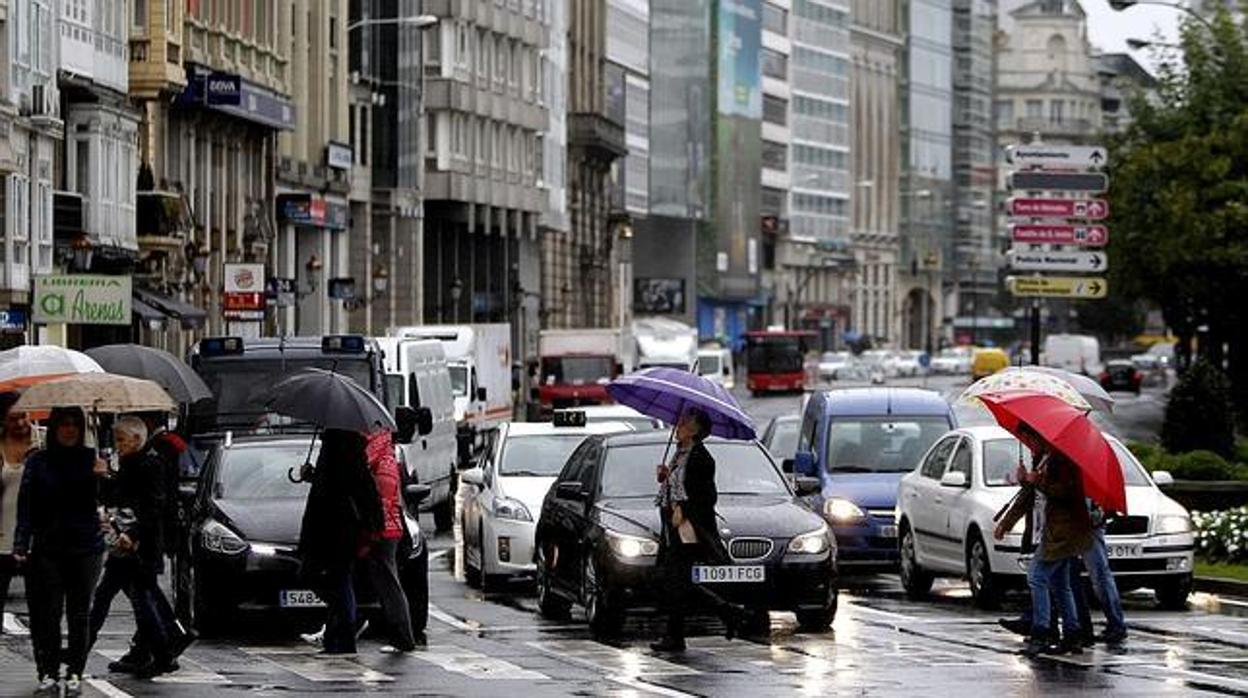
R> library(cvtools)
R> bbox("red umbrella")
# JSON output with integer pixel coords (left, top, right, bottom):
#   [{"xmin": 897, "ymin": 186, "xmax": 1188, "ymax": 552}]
[{"xmin": 979, "ymin": 391, "xmax": 1127, "ymax": 514}]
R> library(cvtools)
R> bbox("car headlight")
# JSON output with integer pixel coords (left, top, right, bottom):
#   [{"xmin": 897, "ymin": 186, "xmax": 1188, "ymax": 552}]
[
  {"xmin": 1155, "ymin": 514, "xmax": 1192, "ymax": 534},
  {"xmin": 787, "ymin": 524, "xmax": 831, "ymax": 555},
  {"xmin": 606, "ymin": 530, "xmax": 659, "ymax": 559},
  {"xmin": 201, "ymin": 520, "xmax": 248, "ymax": 555},
  {"xmin": 823, "ymin": 497, "xmax": 865, "ymax": 524},
  {"xmin": 493, "ymin": 496, "xmax": 533, "ymax": 522}
]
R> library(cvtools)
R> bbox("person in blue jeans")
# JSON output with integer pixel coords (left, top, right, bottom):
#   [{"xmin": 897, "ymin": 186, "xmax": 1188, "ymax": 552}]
[{"xmin": 1076, "ymin": 506, "xmax": 1128, "ymax": 644}]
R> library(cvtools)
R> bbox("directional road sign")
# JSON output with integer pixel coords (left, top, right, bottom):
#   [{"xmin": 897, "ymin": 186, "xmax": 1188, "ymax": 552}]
[
  {"xmin": 1007, "ymin": 198, "xmax": 1109, "ymax": 220},
  {"xmin": 1005, "ymin": 145, "xmax": 1108, "ymax": 169},
  {"xmin": 1007, "ymin": 171, "xmax": 1109, "ymax": 193},
  {"xmin": 1008, "ymin": 249, "xmax": 1108, "ymax": 273},
  {"xmin": 1007, "ymin": 276, "xmax": 1108, "ymax": 299},
  {"xmin": 1010, "ymin": 224, "xmax": 1108, "ymax": 246}
]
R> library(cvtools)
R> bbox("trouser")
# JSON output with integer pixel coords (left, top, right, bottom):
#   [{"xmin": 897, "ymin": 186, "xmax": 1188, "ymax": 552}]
[
  {"xmin": 364, "ymin": 538, "xmax": 415, "ymax": 650},
  {"xmin": 1027, "ymin": 555, "xmax": 1080, "ymax": 638},
  {"xmin": 1083, "ymin": 528, "xmax": 1127, "ymax": 634},
  {"xmin": 27, "ymin": 551, "xmax": 103, "ymax": 679},
  {"xmin": 317, "ymin": 560, "xmax": 358, "ymax": 654},
  {"xmin": 660, "ymin": 543, "xmax": 730, "ymax": 641},
  {"xmin": 0, "ymin": 554, "xmax": 17, "ymax": 627},
  {"xmin": 88, "ymin": 556, "xmax": 172, "ymax": 662}
]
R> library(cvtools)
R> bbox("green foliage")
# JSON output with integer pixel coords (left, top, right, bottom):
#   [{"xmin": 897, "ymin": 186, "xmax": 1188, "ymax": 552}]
[
  {"xmin": 1172, "ymin": 450, "xmax": 1248, "ymax": 481},
  {"xmin": 1163, "ymin": 360, "xmax": 1236, "ymax": 458}
]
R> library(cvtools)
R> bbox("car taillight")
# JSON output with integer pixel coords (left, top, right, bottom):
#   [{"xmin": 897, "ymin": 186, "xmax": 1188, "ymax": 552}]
[{"xmin": 1099, "ymin": 372, "xmax": 1109, "ymax": 382}]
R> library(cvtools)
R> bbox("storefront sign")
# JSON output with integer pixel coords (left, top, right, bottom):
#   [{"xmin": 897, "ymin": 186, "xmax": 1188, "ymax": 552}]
[
  {"xmin": 205, "ymin": 72, "xmax": 242, "ymax": 106},
  {"xmin": 277, "ymin": 194, "xmax": 349, "ymax": 230},
  {"xmin": 0, "ymin": 309, "xmax": 26, "ymax": 332},
  {"xmin": 266, "ymin": 277, "xmax": 296, "ymax": 308},
  {"xmin": 326, "ymin": 141, "xmax": 353, "ymax": 170},
  {"xmin": 180, "ymin": 63, "xmax": 296, "ymax": 131},
  {"xmin": 224, "ymin": 263, "xmax": 266, "ymax": 313},
  {"xmin": 33, "ymin": 275, "xmax": 132, "ymax": 325}
]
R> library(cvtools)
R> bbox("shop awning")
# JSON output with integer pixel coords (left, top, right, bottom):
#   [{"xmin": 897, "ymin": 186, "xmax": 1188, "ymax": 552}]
[
  {"xmin": 133, "ymin": 288, "xmax": 208, "ymax": 330},
  {"xmin": 132, "ymin": 295, "xmax": 167, "ymax": 328}
]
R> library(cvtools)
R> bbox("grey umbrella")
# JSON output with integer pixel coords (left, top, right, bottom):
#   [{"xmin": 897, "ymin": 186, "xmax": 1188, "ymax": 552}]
[
  {"xmin": 1001, "ymin": 365, "xmax": 1115, "ymax": 413},
  {"xmin": 86, "ymin": 344, "xmax": 212, "ymax": 404},
  {"xmin": 265, "ymin": 367, "xmax": 396, "ymax": 433}
]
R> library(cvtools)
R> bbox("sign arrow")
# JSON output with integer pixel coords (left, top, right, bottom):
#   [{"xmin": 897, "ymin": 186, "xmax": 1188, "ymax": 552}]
[
  {"xmin": 1008, "ymin": 276, "xmax": 1109, "ymax": 299},
  {"xmin": 1008, "ymin": 249, "xmax": 1110, "ymax": 272},
  {"xmin": 1089, "ymin": 149, "xmax": 1104, "ymax": 164},
  {"xmin": 1005, "ymin": 144, "xmax": 1110, "ymax": 169},
  {"xmin": 1089, "ymin": 253, "xmax": 1103, "ymax": 269}
]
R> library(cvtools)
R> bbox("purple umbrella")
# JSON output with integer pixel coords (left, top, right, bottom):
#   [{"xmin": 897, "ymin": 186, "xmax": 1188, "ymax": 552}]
[{"xmin": 606, "ymin": 367, "xmax": 757, "ymax": 441}]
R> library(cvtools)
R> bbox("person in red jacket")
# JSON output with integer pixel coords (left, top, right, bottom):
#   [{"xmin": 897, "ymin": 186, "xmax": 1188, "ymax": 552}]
[{"xmin": 363, "ymin": 430, "xmax": 417, "ymax": 652}]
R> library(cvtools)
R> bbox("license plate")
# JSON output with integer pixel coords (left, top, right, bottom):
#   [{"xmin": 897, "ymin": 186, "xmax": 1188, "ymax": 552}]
[
  {"xmin": 1106, "ymin": 543, "xmax": 1142, "ymax": 559},
  {"xmin": 691, "ymin": 565, "xmax": 765, "ymax": 584},
  {"xmin": 878, "ymin": 525, "xmax": 898, "ymax": 538},
  {"xmin": 279, "ymin": 589, "xmax": 326, "ymax": 608}
]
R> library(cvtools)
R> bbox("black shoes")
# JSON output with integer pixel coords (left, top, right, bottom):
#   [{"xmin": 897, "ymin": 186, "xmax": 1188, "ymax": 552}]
[
  {"xmin": 1099, "ymin": 628, "xmax": 1128, "ymax": 646},
  {"xmin": 650, "ymin": 637, "xmax": 687, "ymax": 653},
  {"xmin": 998, "ymin": 617, "xmax": 1030, "ymax": 637},
  {"xmin": 1057, "ymin": 635, "xmax": 1085, "ymax": 656},
  {"xmin": 108, "ymin": 648, "xmax": 152, "ymax": 674},
  {"xmin": 133, "ymin": 657, "xmax": 180, "ymax": 679},
  {"xmin": 170, "ymin": 629, "xmax": 197, "ymax": 658},
  {"xmin": 1021, "ymin": 635, "xmax": 1056, "ymax": 657}
]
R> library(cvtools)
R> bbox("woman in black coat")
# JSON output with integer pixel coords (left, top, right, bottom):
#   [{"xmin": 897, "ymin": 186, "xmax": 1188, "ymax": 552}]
[
  {"xmin": 14, "ymin": 408, "xmax": 107, "ymax": 695},
  {"xmin": 298, "ymin": 429, "xmax": 382, "ymax": 655},
  {"xmin": 651, "ymin": 407, "xmax": 736, "ymax": 653}
]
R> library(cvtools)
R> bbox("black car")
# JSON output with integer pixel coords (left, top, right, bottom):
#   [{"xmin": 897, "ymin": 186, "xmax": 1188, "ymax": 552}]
[
  {"xmin": 186, "ymin": 435, "xmax": 430, "ymax": 636},
  {"xmin": 533, "ymin": 432, "xmax": 837, "ymax": 637},
  {"xmin": 760, "ymin": 414, "xmax": 801, "ymax": 466},
  {"xmin": 1100, "ymin": 359, "xmax": 1142, "ymax": 394}
]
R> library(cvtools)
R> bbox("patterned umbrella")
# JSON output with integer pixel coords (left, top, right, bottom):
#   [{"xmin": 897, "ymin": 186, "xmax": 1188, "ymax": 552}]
[
  {"xmin": 14, "ymin": 372, "xmax": 176, "ymax": 413},
  {"xmin": 0, "ymin": 345, "xmax": 103, "ymax": 392},
  {"xmin": 959, "ymin": 369, "xmax": 1093, "ymax": 412}
]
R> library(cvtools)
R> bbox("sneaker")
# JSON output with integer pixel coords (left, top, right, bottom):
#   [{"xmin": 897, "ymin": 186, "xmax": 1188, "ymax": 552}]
[
  {"xmin": 33, "ymin": 676, "xmax": 59, "ymax": 696},
  {"xmin": 63, "ymin": 675, "xmax": 82, "ymax": 697},
  {"xmin": 300, "ymin": 625, "xmax": 326, "ymax": 646}
]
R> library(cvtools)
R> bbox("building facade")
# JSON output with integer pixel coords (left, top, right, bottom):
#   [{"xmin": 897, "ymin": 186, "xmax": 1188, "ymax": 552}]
[
  {"xmin": 759, "ymin": 0, "xmax": 791, "ymax": 332},
  {"xmin": 899, "ymin": 0, "xmax": 955, "ymax": 351},
  {"xmin": 850, "ymin": 0, "xmax": 903, "ymax": 346}
]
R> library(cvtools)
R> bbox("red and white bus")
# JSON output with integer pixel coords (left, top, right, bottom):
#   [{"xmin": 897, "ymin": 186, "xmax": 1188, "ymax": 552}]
[{"xmin": 745, "ymin": 330, "xmax": 815, "ymax": 395}]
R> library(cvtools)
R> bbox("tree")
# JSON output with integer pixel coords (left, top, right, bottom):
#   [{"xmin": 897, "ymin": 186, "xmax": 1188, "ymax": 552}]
[
  {"xmin": 1162, "ymin": 360, "xmax": 1236, "ymax": 458},
  {"xmin": 1108, "ymin": 8, "xmax": 1248, "ymax": 425}
]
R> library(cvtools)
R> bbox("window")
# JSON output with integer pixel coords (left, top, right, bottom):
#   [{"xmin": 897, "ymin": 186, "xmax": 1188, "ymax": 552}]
[
  {"xmin": 794, "ymin": 46, "xmax": 848, "ymax": 77},
  {"xmin": 921, "ymin": 436, "xmax": 958, "ymax": 479},
  {"xmin": 761, "ymin": 48, "xmax": 787, "ymax": 80},
  {"xmin": 763, "ymin": 3, "xmax": 787, "ymax": 34},
  {"xmin": 793, "ymin": 144, "xmax": 847, "ymax": 170},
  {"xmin": 994, "ymin": 99, "xmax": 1013, "ymax": 124},
  {"xmin": 794, "ymin": 0, "xmax": 848, "ymax": 27},
  {"xmin": 75, "ymin": 140, "xmax": 89, "ymax": 197},
  {"xmin": 1049, "ymin": 99, "xmax": 1064, "ymax": 123},
  {"xmin": 763, "ymin": 95, "xmax": 787, "ymax": 125},
  {"xmin": 762, "ymin": 140, "xmax": 787, "ymax": 171},
  {"xmin": 793, "ymin": 95, "xmax": 847, "ymax": 123},
  {"xmin": 948, "ymin": 439, "xmax": 972, "ymax": 481},
  {"xmin": 329, "ymin": 16, "xmax": 337, "ymax": 49},
  {"xmin": 133, "ymin": 0, "xmax": 147, "ymax": 28},
  {"xmin": 1025, "ymin": 99, "xmax": 1042, "ymax": 118}
]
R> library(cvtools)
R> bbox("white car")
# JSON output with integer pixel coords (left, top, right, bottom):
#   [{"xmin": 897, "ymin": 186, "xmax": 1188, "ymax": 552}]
[
  {"xmin": 930, "ymin": 347, "xmax": 973, "ymax": 375},
  {"xmin": 818, "ymin": 351, "xmax": 852, "ymax": 381},
  {"xmin": 897, "ymin": 426, "xmax": 1195, "ymax": 610},
  {"xmin": 892, "ymin": 351, "xmax": 926, "ymax": 377},
  {"xmin": 554, "ymin": 404, "xmax": 663, "ymax": 431},
  {"xmin": 459, "ymin": 420, "xmax": 634, "ymax": 587}
]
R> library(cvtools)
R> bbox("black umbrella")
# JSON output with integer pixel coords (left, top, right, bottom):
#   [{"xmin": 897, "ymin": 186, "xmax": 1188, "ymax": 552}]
[
  {"xmin": 265, "ymin": 368, "xmax": 396, "ymax": 433},
  {"xmin": 85, "ymin": 344, "xmax": 212, "ymax": 404}
]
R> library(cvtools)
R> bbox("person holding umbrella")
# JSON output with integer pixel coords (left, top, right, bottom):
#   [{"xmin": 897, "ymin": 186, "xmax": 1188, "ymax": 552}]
[
  {"xmin": 13, "ymin": 408, "xmax": 109, "ymax": 696},
  {"xmin": 0, "ymin": 391, "xmax": 37, "ymax": 632},
  {"xmin": 362, "ymin": 428, "xmax": 417, "ymax": 652}
]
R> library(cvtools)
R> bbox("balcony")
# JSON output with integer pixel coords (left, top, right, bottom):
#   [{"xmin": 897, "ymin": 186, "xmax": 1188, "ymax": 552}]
[
  {"xmin": 567, "ymin": 113, "xmax": 627, "ymax": 163},
  {"xmin": 136, "ymin": 191, "xmax": 195, "ymax": 254},
  {"xmin": 1005, "ymin": 117, "xmax": 1097, "ymax": 138}
]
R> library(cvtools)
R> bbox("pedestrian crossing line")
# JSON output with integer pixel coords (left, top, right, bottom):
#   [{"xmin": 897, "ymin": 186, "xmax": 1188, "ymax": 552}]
[
  {"xmin": 410, "ymin": 646, "xmax": 548, "ymax": 680},
  {"xmin": 84, "ymin": 677, "xmax": 133, "ymax": 698},
  {"xmin": 2, "ymin": 612, "xmax": 28, "ymax": 636},
  {"xmin": 95, "ymin": 649, "xmax": 230, "ymax": 685},
  {"xmin": 251, "ymin": 652, "xmax": 396, "ymax": 683},
  {"xmin": 428, "ymin": 602, "xmax": 481, "ymax": 632},
  {"xmin": 527, "ymin": 640, "xmax": 698, "ymax": 697}
]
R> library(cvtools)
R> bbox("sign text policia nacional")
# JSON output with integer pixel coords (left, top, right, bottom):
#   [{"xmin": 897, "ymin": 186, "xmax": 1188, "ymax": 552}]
[{"xmin": 33, "ymin": 275, "xmax": 132, "ymax": 325}]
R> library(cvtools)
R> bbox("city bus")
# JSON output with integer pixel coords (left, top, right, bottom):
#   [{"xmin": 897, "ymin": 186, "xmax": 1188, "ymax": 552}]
[{"xmin": 745, "ymin": 330, "xmax": 816, "ymax": 395}]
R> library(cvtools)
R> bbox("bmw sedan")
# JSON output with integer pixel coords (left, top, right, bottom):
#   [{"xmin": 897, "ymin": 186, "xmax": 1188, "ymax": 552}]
[
  {"xmin": 187, "ymin": 435, "xmax": 430, "ymax": 635},
  {"xmin": 533, "ymin": 432, "xmax": 837, "ymax": 637}
]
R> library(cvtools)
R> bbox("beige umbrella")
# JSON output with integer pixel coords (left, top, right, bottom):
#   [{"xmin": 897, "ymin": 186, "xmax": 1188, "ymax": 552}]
[{"xmin": 15, "ymin": 372, "xmax": 176, "ymax": 414}]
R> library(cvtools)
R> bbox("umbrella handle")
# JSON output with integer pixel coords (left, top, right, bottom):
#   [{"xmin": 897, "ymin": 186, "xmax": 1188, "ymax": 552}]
[
  {"xmin": 659, "ymin": 422, "xmax": 676, "ymax": 466},
  {"xmin": 289, "ymin": 428, "xmax": 321, "ymax": 484}
]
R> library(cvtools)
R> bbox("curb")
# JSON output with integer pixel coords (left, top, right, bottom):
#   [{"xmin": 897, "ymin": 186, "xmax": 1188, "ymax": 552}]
[{"xmin": 1194, "ymin": 575, "xmax": 1248, "ymax": 599}]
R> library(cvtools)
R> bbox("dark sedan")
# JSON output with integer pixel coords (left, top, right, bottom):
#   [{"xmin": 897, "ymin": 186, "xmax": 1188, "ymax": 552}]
[
  {"xmin": 1100, "ymin": 359, "xmax": 1142, "ymax": 394},
  {"xmin": 187, "ymin": 435, "xmax": 430, "ymax": 635},
  {"xmin": 533, "ymin": 432, "xmax": 837, "ymax": 637}
]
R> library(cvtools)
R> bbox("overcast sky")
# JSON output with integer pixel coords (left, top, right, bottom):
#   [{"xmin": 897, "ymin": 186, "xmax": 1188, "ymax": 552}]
[{"xmin": 1079, "ymin": 0, "xmax": 1185, "ymax": 71}]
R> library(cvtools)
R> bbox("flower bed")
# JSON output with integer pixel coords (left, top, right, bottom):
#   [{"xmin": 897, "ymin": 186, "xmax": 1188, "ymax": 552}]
[{"xmin": 1192, "ymin": 506, "xmax": 1248, "ymax": 564}]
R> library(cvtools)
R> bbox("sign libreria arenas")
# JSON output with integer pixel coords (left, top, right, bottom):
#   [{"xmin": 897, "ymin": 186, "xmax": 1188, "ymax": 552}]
[{"xmin": 33, "ymin": 275, "xmax": 132, "ymax": 325}]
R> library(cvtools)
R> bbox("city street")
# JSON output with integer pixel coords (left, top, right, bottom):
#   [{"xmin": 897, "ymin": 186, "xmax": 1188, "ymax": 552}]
[{"xmin": 3, "ymin": 378, "xmax": 1243, "ymax": 697}]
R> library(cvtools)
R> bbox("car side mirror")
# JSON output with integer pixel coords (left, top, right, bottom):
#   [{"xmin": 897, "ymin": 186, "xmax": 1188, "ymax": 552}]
[
  {"xmin": 723, "ymin": 366, "xmax": 730, "ymax": 376},
  {"xmin": 555, "ymin": 481, "xmax": 586, "ymax": 500},
  {"xmin": 1151, "ymin": 470, "xmax": 1174, "ymax": 487},
  {"xmin": 394, "ymin": 406, "xmax": 418, "ymax": 445},
  {"xmin": 940, "ymin": 471, "xmax": 969, "ymax": 488},
  {"xmin": 403, "ymin": 482, "xmax": 432, "ymax": 506},
  {"xmin": 460, "ymin": 467, "xmax": 485, "ymax": 488},
  {"xmin": 794, "ymin": 475, "xmax": 821, "ymax": 496},
  {"xmin": 781, "ymin": 458, "xmax": 795, "ymax": 474},
  {"xmin": 793, "ymin": 450, "xmax": 817, "ymax": 477},
  {"xmin": 476, "ymin": 387, "xmax": 487, "ymax": 402}
]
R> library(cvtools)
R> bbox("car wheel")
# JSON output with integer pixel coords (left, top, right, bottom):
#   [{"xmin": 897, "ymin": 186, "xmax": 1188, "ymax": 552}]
[
  {"xmin": 795, "ymin": 593, "xmax": 837, "ymax": 633},
  {"xmin": 403, "ymin": 545, "xmax": 429, "ymax": 633},
  {"xmin": 583, "ymin": 556, "xmax": 623, "ymax": 637},
  {"xmin": 192, "ymin": 569, "xmax": 231, "ymax": 638},
  {"xmin": 433, "ymin": 496, "xmax": 455, "ymax": 533},
  {"xmin": 1155, "ymin": 574, "xmax": 1193, "ymax": 610},
  {"xmin": 536, "ymin": 546, "xmax": 571, "ymax": 620},
  {"xmin": 899, "ymin": 523, "xmax": 934, "ymax": 599},
  {"xmin": 967, "ymin": 532, "xmax": 1002, "ymax": 610},
  {"xmin": 465, "ymin": 524, "xmax": 484, "ymax": 589}
]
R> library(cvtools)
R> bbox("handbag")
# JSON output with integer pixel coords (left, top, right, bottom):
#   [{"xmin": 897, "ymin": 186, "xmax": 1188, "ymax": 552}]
[{"xmin": 671, "ymin": 505, "xmax": 698, "ymax": 544}]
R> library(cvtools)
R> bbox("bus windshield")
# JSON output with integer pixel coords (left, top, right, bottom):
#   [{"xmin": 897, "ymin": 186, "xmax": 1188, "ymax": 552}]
[
  {"xmin": 197, "ymin": 358, "xmax": 374, "ymax": 428},
  {"xmin": 746, "ymin": 335, "xmax": 806, "ymax": 374}
]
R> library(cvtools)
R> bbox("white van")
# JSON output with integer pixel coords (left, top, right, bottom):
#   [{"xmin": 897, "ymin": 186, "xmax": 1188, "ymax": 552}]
[
  {"xmin": 375, "ymin": 337, "xmax": 460, "ymax": 531},
  {"xmin": 1043, "ymin": 334, "xmax": 1102, "ymax": 377},
  {"xmin": 697, "ymin": 347, "xmax": 734, "ymax": 389}
]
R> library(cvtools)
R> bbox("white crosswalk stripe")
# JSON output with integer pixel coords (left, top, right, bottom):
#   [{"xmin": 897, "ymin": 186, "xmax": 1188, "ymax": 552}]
[
  {"xmin": 412, "ymin": 646, "xmax": 548, "ymax": 680},
  {"xmin": 240, "ymin": 647, "xmax": 395, "ymax": 683}
]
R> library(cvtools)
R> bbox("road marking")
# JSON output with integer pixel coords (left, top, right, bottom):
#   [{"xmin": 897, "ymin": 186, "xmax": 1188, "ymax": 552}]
[
  {"xmin": 428, "ymin": 603, "xmax": 479, "ymax": 632},
  {"xmin": 2, "ymin": 612, "xmax": 28, "ymax": 636},
  {"xmin": 429, "ymin": 549, "xmax": 450, "ymax": 562},
  {"xmin": 528, "ymin": 640, "xmax": 699, "ymax": 697},
  {"xmin": 843, "ymin": 602, "xmax": 917, "ymax": 623},
  {"xmin": 253, "ymin": 653, "xmax": 394, "ymax": 683},
  {"xmin": 412, "ymin": 646, "xmax": 548, "ymax": 680},
  {"xmin": 97, "ymin": 649, "xmax": 229, "ymax": 685},
  {"xmin": 85, "ymin": 678, "xmax": 133, "ymax": 698}
]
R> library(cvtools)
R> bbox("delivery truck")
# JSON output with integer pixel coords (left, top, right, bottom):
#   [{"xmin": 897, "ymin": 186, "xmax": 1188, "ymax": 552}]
[
  {"xmin": 633, "ymin": 317, "xmax": 698, "ymax": 370},
  {"xmin": 536, "ymin": 328, "xmax": 634, "ymax": 415}
]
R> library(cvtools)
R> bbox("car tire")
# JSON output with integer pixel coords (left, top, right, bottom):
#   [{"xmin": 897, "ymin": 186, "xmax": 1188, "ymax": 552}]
[
  {"xmin": 403, "ymin": 545, "xmax": 430, "ymax": 633},
  {"xmin": 1155, "ymin": 574, "xmax": 1193, "ymax": 610},
  {"xmin": 967, "ymin": 532, "xmax": 1002, "ymax": 610},
  {"xmin": 465, "ymin": 526, "xmax": 484, "ymax": 589},
  {"xmin": 535, "ymin": 546, "xmax": 571, "ymax": 620},
  {"xmin": 741, "ymin": 608, "xmax": 771, "ymax": 637},
  {"xmin": 583, "ymin": 556, "xmax": 623, "ymax": 637},
  {"xmin": 433, "ymin": 496, "xmax": 455, "ymax": 533},
  {"xmin": 899, "ymin": 523, "xmax": 934, "ymax": 600},
  {"xmin": 795, "ymin": 593, "xmax": 837, "ymax": 633}
]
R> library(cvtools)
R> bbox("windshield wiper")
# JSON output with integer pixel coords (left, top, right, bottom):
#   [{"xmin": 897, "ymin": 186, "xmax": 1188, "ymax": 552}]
[
  {"xmin": 829, "ymin": 465, "xmax": 874, "ymax": 473},
  {"xmin": 502, "ymin": 470, "xmax": 550, "ymax": 478}
]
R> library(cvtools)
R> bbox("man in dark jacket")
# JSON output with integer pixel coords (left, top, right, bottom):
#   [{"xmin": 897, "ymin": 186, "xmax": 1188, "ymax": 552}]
[
  {"xmin": 87, "ymin": 417, "xmax": 178, "ymax": 678},
  {"xmin": 651, "ymin": 408, "xmax": 737, "ymax": 653}
]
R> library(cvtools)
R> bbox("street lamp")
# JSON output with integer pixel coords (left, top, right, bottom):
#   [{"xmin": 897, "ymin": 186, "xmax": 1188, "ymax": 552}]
[
  {"xmin": 347, "ymin": 14, "xmax": 438, "ymax": 33},
  {"xmin": 70, "ymin": 234, "xmax": 93, "ymax": 272},
  {"xmin": 371, "ymin": 264, "xmax": 389, "ymax": 298},
  {"xmin": 1127, "ymin": 37, "xmax": 1181, "ymax": 50},
  {"xmin": 1109, "ymin": 0, "xmax": 1216, "ymax": 31}
]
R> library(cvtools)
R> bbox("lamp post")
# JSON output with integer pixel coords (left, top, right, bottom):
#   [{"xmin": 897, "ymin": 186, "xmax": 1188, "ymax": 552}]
[
  {"xmin": 347, "ymin": 14, "xmax": 439, "ymax": 33},
  {"xmin": 1109, "ymin": 0, "xmax": 1216, "ymax": 31}
]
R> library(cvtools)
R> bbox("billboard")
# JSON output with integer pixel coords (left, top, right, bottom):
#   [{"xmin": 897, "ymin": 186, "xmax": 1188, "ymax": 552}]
[
  {"xmin": 635, "ymin": 278, "xmax": 687, "ymax": 315},
  {"xmin": 716, "ymin": 0, "xmax": 762, "ymax": 119}
]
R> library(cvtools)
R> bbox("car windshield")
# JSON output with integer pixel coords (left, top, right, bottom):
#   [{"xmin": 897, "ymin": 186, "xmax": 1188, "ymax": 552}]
[
  {"xmin": 825, "ymin": 417, "xmax": 950, "ymax": 473},
  {"xmin": 983, "ymin": 437, "xmax": 1150, "ymax": 487},
  {"xmin": 601, "ymin": 441, "xmax": 790, "ymax": 498},
  {"xmin": 699, "ymin": 354, "xmax": 721, "ymax": 374},
  {"xmin": 766, "ymin": 420, "xmax": 800, "ymax": 461},
  {"xmin": 448, "ymin": 365, "xmax": 468, "ymax": 397},
  {"xmin": 197, "ymin": 358, "xmax": 374, "ymax": 427},
  {"xmin": 542, "ymin": 356, "xmax": 614, "ymax": 384},
  {"xmin": 746, "ymin": 336, "xmax": 804, "ymax": 374},
  {"xmin": 499, "ymin": 434, "xmax": 588, "ymax": 477},
  {"xmin": 218, "ymin": 443, "xmax": 318, "ymax": 499}
]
